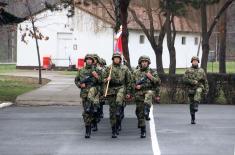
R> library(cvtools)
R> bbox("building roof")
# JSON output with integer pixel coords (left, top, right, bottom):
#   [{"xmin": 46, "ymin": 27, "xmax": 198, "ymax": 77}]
[
  {"xmin": 0, "ymin": 8, "xmax": 24, "ymax": 25},
  {"xmin": 75, "ymin": 2, "xmax": 201, "ymax": 33},
  {"xmin": 0, "ymin": 2, "xmax": 7, "ymax": 7}
]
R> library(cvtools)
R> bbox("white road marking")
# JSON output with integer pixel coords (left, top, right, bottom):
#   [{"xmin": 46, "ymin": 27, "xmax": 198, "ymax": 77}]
[
  {"xmin": 0, "ymin": 102, "xmax": 13, "ymax": 109},
  {"xmin": 234, "ymin": 144, "xmax": 235, "ymax": 155},
  {"xmin": 150, "ymin": 106, "xmax": 161, "ymax": 155}
]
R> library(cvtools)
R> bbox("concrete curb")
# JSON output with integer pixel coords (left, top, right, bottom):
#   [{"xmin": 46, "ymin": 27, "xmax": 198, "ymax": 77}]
[
  {"xmin": 15, "ymin": 100, "xmax": 82, "ymax": 106},
  {"xmin": 0, "ymin": 102, "xmax": 14, "ymax": 109}
]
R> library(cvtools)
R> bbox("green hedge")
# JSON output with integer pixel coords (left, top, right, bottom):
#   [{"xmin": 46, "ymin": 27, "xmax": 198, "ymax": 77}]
[{"xmin": 158, "ymin": 74, "xmax": 235, "ymax": 104}]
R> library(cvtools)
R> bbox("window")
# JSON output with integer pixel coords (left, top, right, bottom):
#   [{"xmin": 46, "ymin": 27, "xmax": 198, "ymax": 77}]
[
  {"xmin": 194, "ymin": 37, "xmax": 199, "ymax": 45},
  {"xmin": 140, "ymin": 35, "xmax": 145, "ymax": 44},
  {"xmin": 182, "ymin": 36, "xmax": 186, "ymax": 45},
  {"xmin": 154, "ymin": 35, "xmax": 159, "ymax": 45}
]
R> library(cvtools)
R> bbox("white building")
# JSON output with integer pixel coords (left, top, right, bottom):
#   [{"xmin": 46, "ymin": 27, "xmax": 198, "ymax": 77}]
[{"xmin": 17, "ymin": 4, "xmax": 202, "ymax": 69}]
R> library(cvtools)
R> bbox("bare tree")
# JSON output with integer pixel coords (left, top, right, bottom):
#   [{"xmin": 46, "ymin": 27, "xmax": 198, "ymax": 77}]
[
  {"xmin": 165, "ymin": 9, "xmax": 176, "ymax": 75},
  {"xmin": 219, "ymin": 9, "xmax": 227, "ymax": 73},
  {"xmin": 119, "ymin": 0, "xmax": 131, "ymax": 68},
  {"xmin": 190, "ymin": 0, "xmax": 234, "ymax": 72},
  {"xmin": 129, "ymin": 0, "xmax": 166, "ymax": 74},
  {"xmin": 24, "ymin": 0, "xmax": 43, "ymax": 84}
]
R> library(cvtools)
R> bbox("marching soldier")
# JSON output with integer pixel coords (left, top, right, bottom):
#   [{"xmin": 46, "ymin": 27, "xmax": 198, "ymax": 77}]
[
  {"xmin": 132, "ymin": 55, "xmax": 161, "ymax": 138},
  {"xmin": 103, "ymin": 53, "xmax": 132, "ymax": 138},
  {"xmin": 183, "ymin": 56, "xmax": 209, "ymax": 124},
  {"xmin": 99, "ymin": 58, "xmax": 108, "ymax": 118},
  {"xmin": 75, "ymin": 54, "xmax": 102, "ymax": 138},
  {"xmin": 100, "ymin": 58, "xmax": 107, "ymax": 68},
  {"xmin": 90, "ymin": 54, "xmax": 103, "ymax": 131}
]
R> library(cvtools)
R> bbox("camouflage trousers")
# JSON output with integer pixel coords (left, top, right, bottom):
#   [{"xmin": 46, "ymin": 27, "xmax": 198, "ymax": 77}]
[
  {"xmin": 135, "ymin": 90, "xmax": 155, "ymax": 127},
  {"xmin": 82, "ymin": 87, "xmax": 100, "ymax": 126},
  {"xmin": 107, "ymin": 87, "xmax": 125, "ymax": 127},
  {"xmin": 188, "ymin": 87, "xmax": 203, "ymax": 114}
]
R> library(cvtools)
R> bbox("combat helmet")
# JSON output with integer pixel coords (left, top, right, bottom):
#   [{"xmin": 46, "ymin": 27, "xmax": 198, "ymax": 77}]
[
  {"xmin": 191, "ymin": 56, "xmax": 200, "ymax": 63},
  {"xmin": 112, "ymin": 53, "xmax": 122, "ymax": 60},
  {"xmin": 84, "ymin": 54, "xmax": 94, "ymax": 62},
  {"xmin": 92, "ymin": 54, "xmax": 101, "ymax": 63},
  {"xmin": 138, "ymin": 55, "xmax": 151, "ymax": 64},
  {"xmin": 100, "ymin": 58, "xmax": 107, "ymax": 66}
]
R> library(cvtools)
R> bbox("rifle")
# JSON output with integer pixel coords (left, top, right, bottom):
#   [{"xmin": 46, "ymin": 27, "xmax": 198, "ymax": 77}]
[
  {"xmin": 136, "ymin": 76, "xmax": 147, "ymax": 85},
  {"xmin": 80, "ymin": 75, "xmax": 93, "ymax": 86}
]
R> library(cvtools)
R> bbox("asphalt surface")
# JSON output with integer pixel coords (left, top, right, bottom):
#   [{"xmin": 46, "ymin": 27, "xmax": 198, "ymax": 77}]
[{"xmin": 0, "ymin": 104, "xmax": 235, "ymax": 155}]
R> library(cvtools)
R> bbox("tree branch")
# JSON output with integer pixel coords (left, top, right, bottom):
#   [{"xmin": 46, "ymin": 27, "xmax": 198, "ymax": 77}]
[
  {"xmin": 97, "ymin": 0, "xmax": 115, "ymax": 21},
  {"xmin": 171, "ymin": 15, "xmax": 176, "ymax": 45},
  {"xmin": 145, "ymin": 0, "xmax": 155, "ymax": 42},
  {"xmin": 129, "ymin": 7, "xmax": 151, "ymax": 40},
  {"xmin": 208, "ymin": 0, "xmax": 234, "ymax": 37}
]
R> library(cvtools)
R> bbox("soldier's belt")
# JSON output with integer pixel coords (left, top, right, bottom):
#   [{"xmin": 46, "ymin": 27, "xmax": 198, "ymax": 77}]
[{"xmin": 109, "ymin": 83, "xmax": 124, "ymax": 87}]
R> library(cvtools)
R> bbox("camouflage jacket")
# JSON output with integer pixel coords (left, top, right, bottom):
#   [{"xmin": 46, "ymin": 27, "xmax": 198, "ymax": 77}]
[
  {"xmin": 104, "ymin": 64, "xmax": 132, "ymax": 95},
  {"xmin": 183, "ymin": 66, "xmax": 209, "ymax": 93},
  {"xmin": 75, "ymin": 65, "xmax": 102, "ymax": 97},
  {"xmin": 132, "ymin": 67, "xmax": 161, "ymax": 94}
]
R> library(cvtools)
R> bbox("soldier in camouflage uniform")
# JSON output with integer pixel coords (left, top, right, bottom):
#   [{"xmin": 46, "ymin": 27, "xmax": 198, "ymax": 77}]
[
  {"xmin": 75, "ymin": 54, "xmax": 102, "ymax": 138},
  {"xmin": 132, "ymin": 55, "xmax": 161, "ymax": 138},
  {"xmin": 100, "ymin": 58, "xmax": 107, "ymax": 68},
  {"xmin": 104, "ymin": 53, "xmax": 132, "ymax": 138},
  {"xmin": 183, "ymin": 56, "xmax": 209, "ymax": 124},
  {"xmin": 99, "ymin": 58, "xmax": 107, "ymax": 118},
  {"xmin": 90, "ymin": 54, "xmax": 103, "ymax": 131}
]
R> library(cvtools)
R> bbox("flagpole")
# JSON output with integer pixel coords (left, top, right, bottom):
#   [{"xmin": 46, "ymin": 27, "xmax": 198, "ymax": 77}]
[
  {"xmin": 104, "ymin": 64, "xmax": 113, "ymax": 97},
  {"xmin": 105, "ymin": 26, "xmax": 123, "ymax": 97}
]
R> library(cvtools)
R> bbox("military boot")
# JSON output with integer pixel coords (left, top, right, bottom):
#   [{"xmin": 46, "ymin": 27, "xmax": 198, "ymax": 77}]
[
  {"xmin": 116, "ymin": 105, "xmax": 122, "ymax": 134},
  {"xmin": 140, "ymin": 126, "xmax": 146, "ymax": 138},
  {"xmin": 191, "ymin": 114, "xmax": 196, "ymax": 124},
  {"xmin": 84, "ymin": 102, "xmax": 92, "ymax": 114},
  {"xmin": 118, "ymin": 121, "xmax": 122, "ymax": 132},
  {"xmin": 144, "ymin": 105, "xmax": 150, "ymax": 121},
  {"xmin": 99, "ymin": 102, "xmax": 104, "ymax": 118},
  {"xmin": 92, "ymin": 121, "xmax": 98, "ymax": 132},
  {"xmin": 193, "ymin": 101, "xmax": 199, "ymax": 112},
  {"xmin": 137, "ymin": 120, "xmax": 141, "ymax": 128},
  {"xmin": 116, "ymin": 105, "xmax": 122, "ymax": 117},
  {"xmin": 85, "ymin": 125, "xmax": 91, "ymax": 138},
  {"xmin": 112, "ymin": 126, "xmax": 117, "ymax": 138}
]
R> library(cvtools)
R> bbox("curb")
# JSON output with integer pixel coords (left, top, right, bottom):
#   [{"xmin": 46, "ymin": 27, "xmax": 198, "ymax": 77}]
[
  {"xmin": 15, "ymin": 100, "xmax": 82, "ymax": 106},
  {"xmin": 0, "ymin": 102, "xmax": 14, "ymax": 109}
]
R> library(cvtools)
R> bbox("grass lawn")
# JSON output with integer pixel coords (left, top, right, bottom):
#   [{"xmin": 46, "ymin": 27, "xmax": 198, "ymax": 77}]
[
  {"xmin": 164, "ymin": 61, "xmax": 235, "ymax": 74},
  {"xmin": 1, "ymin": 61, "xmax": 234, "ymax": 77},
  {"xmin": 0, "ymin": 76, "xmax": 48, "ymax": 102},
  {"xmin": 59, "ymin": 71, "xmax": 78, "ymax": 76},
  {"xmin": 0, "ymin": 64, "xmax": 16, "ymax": 73},
  {"xmin": 207, "ymin": 61, "xmax": 235, "ymax": 73}
]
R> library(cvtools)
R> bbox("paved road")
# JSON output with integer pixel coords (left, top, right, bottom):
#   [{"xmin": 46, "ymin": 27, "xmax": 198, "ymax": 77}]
[{"xmin": 0, "ymin": 104, "xmax": 235, "ymax": 155}]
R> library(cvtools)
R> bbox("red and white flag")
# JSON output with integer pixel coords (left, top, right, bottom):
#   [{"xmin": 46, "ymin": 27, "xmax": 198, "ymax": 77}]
[{"xmin": 114, "ymin": 30, "xmax": 123, "ymax": 54}]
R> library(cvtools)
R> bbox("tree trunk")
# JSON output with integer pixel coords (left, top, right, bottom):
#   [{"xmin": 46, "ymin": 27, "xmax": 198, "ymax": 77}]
[
  {"xmin": 26, "ymin": 0, "xmax": 42, "ymax": 84},
  {"xmin": 200, "ymin": 2, "xmax": 209, "ymax": 71},
  {"xmin": 155, "ymin": 22, "xmax": 166, "ymax": 74},
  {"xmin": 120, "ymin": 0, "xmax": 131, "ymax": 68},
  {"xmin": 200, "ymin": 0, "xmax": 234, "ymax": 72},
  {"xmin": 219, "ymin": 10, "xmax": 227, "ymax": 73},
  {"xmin": 113, "ymin": 0, "xmax": 121, "ymax": 32},
  {"xmin": 32, "ymin": 20, "xmax": 42, "ymax": 85},
  {"xmin": 151, "ymin": 42, "xmax": 164, "ymax": 74},
  {"xmin": 155, "ymin": 45, "xmax": 164, "ymax": 74},
  {"xmin": 168, "ymin": 46, "xmax": 176, "ymax": 74},
  {"xmin": 166, "ymin": 7, "xmax": 176, "ymax": 75}
]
